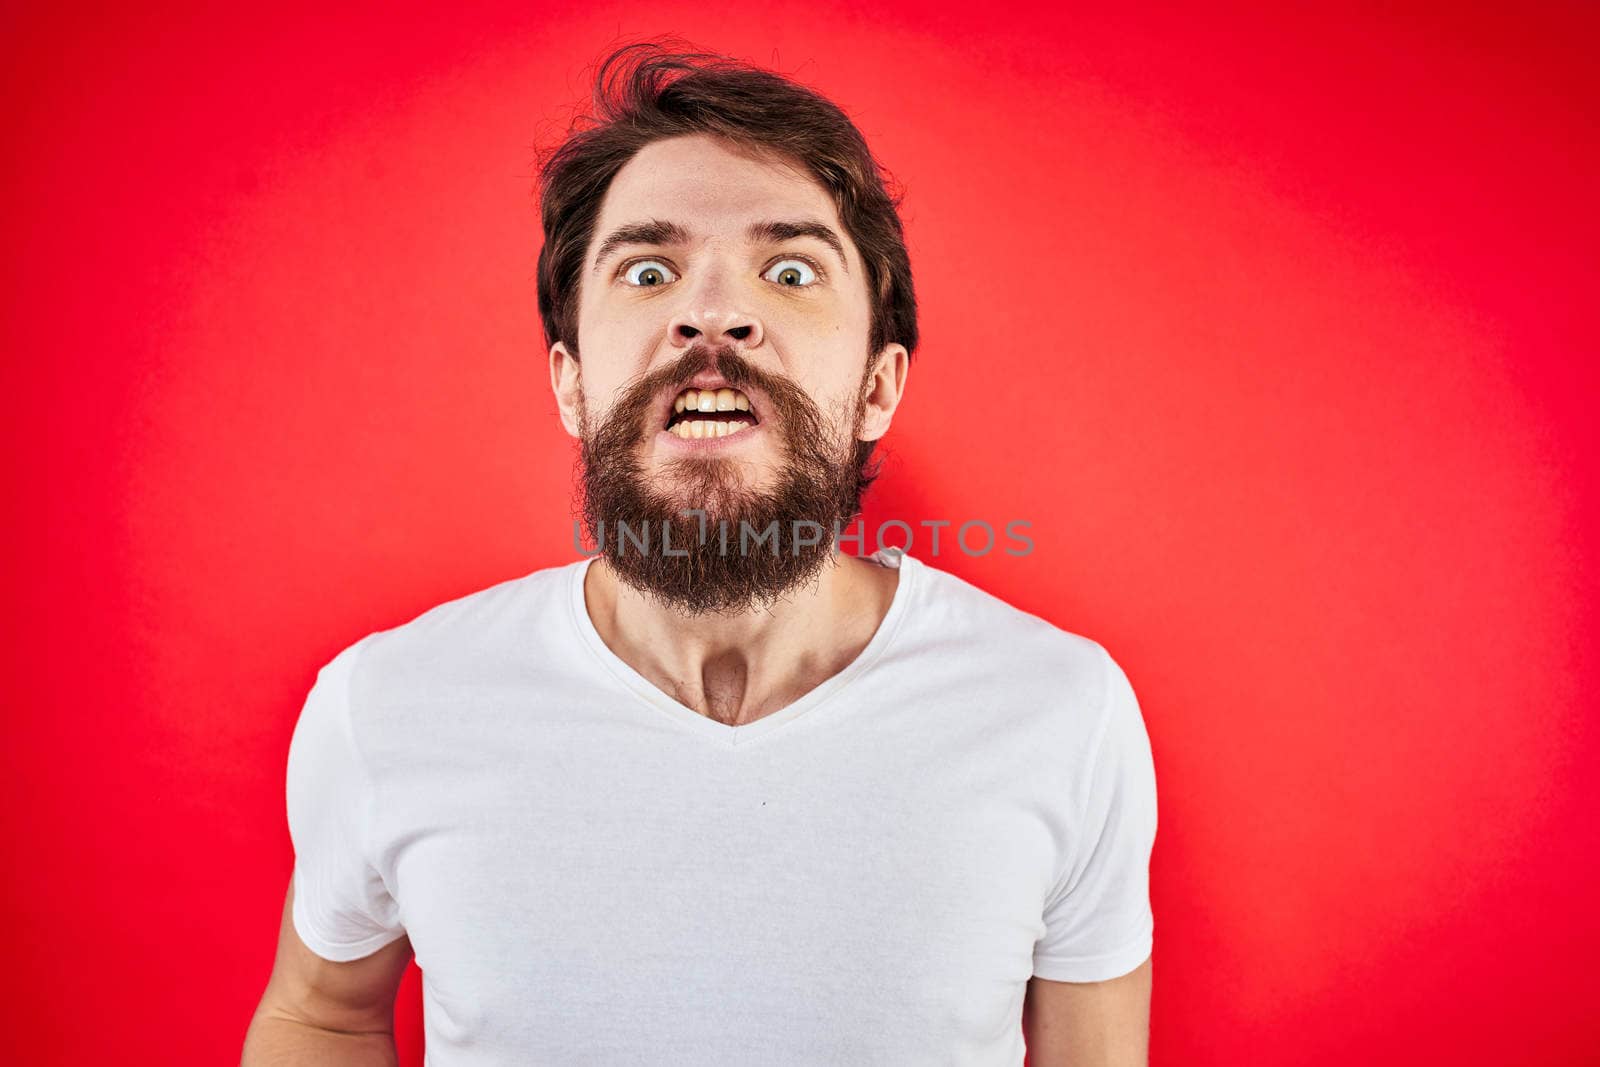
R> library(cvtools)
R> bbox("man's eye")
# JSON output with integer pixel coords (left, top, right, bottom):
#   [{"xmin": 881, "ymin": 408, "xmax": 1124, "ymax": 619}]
[
  {"xmin": 622, "ymin": 260, "xmax": 678, "ymax": 287},
  {"xmin": 763, "ymin": 258, "xmax": 819, "ymax": 287}
]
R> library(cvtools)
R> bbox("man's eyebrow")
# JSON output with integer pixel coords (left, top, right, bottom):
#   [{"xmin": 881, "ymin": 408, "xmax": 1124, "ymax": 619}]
[
  {"xmin": 590, "ymin": 219, "xmax": 692, "ymax": 274},
  {"xmin": 745, "ymin": 219, "xmax": 849, "ymax": 273}
]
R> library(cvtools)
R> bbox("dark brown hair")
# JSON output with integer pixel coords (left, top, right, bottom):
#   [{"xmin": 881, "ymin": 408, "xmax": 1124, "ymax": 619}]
[{"xmin": 535, "ymin": 40, "xmax": 918, "ymax": 363}]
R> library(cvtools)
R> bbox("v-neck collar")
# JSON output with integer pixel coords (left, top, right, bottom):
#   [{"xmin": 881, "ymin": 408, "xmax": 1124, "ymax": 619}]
[{"xmin": 566, "ymin": 547, "xmax": 918, "ymax": 748}]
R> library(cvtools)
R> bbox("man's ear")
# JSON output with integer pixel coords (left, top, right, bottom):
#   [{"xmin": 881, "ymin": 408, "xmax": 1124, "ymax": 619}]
[
  {"xmin": 549, "ymin": 341, "xmax": 582, "ymax": 438},
  {"xmin": 859, "ymin": 343, "xmax": 910, "ymax": 442}
]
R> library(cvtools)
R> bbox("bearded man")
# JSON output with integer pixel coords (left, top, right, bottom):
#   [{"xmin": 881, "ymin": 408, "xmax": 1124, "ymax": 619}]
[{"xmin": 245, "ymin": 41, "xmax": 1157, "ymax": 1067}]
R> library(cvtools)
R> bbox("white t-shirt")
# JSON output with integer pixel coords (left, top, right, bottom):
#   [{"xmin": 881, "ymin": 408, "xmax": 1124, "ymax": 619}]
[{"xmin": 286, "ymin": 547, "xmax": 1157, "ymax": 1065}]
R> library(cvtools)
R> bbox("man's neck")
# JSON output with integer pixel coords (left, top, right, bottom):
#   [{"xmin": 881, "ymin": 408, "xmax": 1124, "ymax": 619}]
[{"xmin": 583, "ymin": 549, "xmax": 900, "ymax": 727}]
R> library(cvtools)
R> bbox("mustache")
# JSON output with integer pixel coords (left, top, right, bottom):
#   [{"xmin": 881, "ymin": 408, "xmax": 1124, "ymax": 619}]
[{"xmin": 600, "ymin": 344, "xmax": 826, "ymax": 440}]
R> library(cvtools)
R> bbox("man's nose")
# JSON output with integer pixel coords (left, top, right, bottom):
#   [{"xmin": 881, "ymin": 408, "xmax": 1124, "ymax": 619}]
[{"xmin": 666, "ymin": 270, "xmax": 764, "ymax": 350}]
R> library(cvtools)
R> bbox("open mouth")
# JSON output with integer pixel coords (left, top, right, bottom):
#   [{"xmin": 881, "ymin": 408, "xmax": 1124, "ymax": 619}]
[{"xmin": 663, "ymin": 386, "xmax": 761, "ymax": 440}]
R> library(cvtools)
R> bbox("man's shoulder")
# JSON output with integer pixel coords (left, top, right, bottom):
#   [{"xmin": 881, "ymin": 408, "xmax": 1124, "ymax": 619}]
[
  {"xmin": 900, "ymin": 553, "xmax": 1114, "ymax": 689},
  {"xmin": 346, "ymin": 558, "xmax": 583, "ymax": 686},
  {"xmin": 888, "ymin": 555, "xmax": 1126, "ymax": 756},
  {"xmin": 907, "ymin": 554, "xmax": 1106, "ymax": 652}
]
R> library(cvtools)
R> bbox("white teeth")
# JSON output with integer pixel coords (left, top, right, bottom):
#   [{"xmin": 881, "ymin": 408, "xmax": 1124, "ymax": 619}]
[
  {"xmin": 668, "ymin": 419, "xmax": 754, "ymax": 440},
  {"xmin": 673, "ymin": 386, "xmax": 752, "ymax": 415}
]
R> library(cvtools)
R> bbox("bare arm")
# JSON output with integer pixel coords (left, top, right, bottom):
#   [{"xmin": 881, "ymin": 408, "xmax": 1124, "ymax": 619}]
[
  {"xmin": 241, "ymin": 876, "xmax": 414, "ymax": 1066},
  {"xmin": 1023, "ymin": 955, "xmax": 1152, "ymax": 1067}
]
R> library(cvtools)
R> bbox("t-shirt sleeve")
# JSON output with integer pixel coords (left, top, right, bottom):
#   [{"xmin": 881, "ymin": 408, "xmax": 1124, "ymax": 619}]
[
  {"xmin": 285, "ymin": 638, "xmax": 408, "ymax": 962},
  {"xmin": 1032, "ymin": 645, "xmax": 1158, "ymax": 982}
]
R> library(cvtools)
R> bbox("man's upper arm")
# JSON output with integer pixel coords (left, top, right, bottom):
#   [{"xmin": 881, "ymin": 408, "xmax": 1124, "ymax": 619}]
[
  {"xmin": 253, "ymin": 875, "xmax": 414, "ymax": 1035},
  {"xmin": 1023, "ymin": 956, "xmax": 1152, "ymax": 1067},
  {"xmin": 263, "ymin": 638, "xmax": 412, "ymax": 1034},
  {"xmin": 1024, "ymin": 645, "xmax": 1157, "ymax": 1063},
  {"xmin": 1032, "ymin": 646, "xmax": 1157, "ymax": 982},
  {"xmin": 286, "ymin": 637, "xmax": 409, "ymax": 958}
]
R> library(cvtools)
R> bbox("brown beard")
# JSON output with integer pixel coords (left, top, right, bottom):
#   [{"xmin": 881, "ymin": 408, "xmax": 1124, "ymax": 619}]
[{"xmin": 576, "ymin": 343, "xmax": 879, "ymax": 616}]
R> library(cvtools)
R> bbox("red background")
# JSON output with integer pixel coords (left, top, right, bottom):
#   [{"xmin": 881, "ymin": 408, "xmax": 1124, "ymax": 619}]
[{"xmin": 14, "ymin": 2, "xmax": 1598, "ymax": 1063}]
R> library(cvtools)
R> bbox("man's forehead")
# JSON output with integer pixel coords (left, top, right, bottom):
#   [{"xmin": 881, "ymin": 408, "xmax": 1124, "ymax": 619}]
[{"xmin": 590, "ymin": 135, "xmax": 846, "ymax": 258}]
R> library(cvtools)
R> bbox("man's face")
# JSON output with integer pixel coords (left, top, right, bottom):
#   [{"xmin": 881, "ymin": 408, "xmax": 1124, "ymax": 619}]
[{"xmin": 549, "ymin": 132, "xmax": 909, "ymax": 614}]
